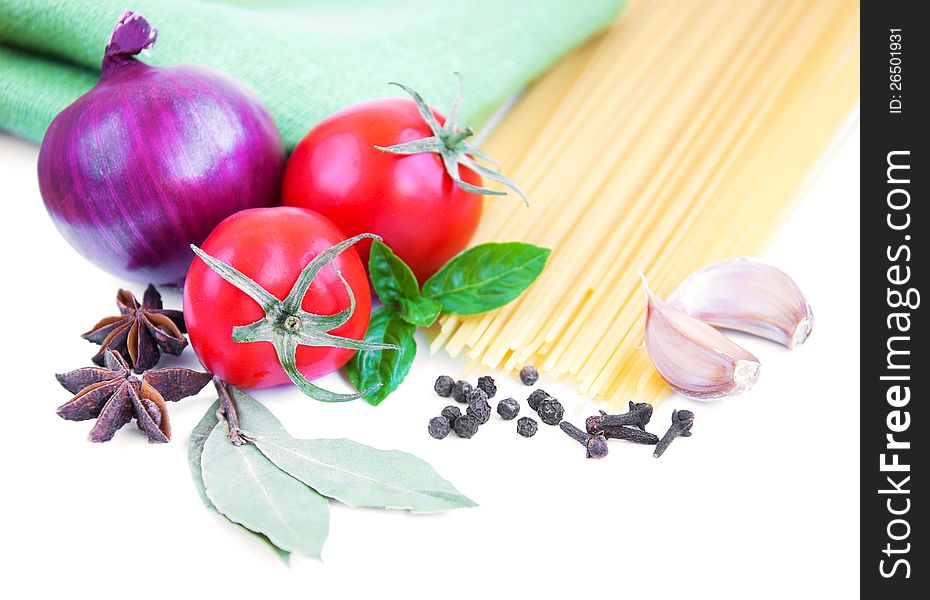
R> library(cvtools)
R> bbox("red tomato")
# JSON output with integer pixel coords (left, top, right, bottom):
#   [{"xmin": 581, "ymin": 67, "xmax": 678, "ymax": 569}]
[
  {"xmin": 281, "ymin": 98, "xmax": 483, "ymax": 283},
  {"xmin": 183, "ymin": 207, "xmax": 371, "ymax": 389}
]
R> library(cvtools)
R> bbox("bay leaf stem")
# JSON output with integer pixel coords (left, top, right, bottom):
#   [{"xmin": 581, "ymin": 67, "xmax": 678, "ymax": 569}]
[{"xmin": 214, "ymin": 378, "xmax": 245, "ymax": 446}]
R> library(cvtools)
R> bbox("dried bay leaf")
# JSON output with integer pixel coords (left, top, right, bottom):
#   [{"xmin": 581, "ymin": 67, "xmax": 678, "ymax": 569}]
[
  {"xmin": 189, "ymin": 400, "xmax": 220, "ymax": 508},
  {"xmin": 188, "ymin": 400, "xmax": 290, "ymax": 563},
  {"xmin": 249, "ymin": 436, "xmax": 477, "ymax": 513},
  {"xmin": 192, "ymin": 385, "xmax": 474, "ymax": 561},
  {"xmin": 201, "ymin": 423, "xmax": 330, "ymax": 559},
  {"xmin": 226, "ymin": 385, "xmax": 290, "ymax": 438}
]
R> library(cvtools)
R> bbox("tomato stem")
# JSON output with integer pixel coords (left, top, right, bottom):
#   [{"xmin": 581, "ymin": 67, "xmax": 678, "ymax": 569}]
[
  {"xmin": 374, "ymin": 77, "xmax": 529, "ymax": 206},
  {"xmin": 190, "ymin": 234, "xmax": 400, "ymax": 402},
  {"xmin": 442, "ymin": 127, "xmax": 474, "ymax": 149}
]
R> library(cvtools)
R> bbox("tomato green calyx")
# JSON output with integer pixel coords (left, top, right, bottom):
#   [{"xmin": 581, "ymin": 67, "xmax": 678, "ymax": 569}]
[
  {"xmin": 190, "ymin": 233, "xmax": 400, "ymax": 402},
  {"xmin": 374, "ymin": 78, "xmax": 530, "ymax": 206}
]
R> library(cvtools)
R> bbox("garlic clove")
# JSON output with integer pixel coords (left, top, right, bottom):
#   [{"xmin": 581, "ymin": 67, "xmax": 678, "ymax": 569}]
[
  {"xmin": 668, "ymin": 257, "xmax": 813, "ymax": 349},
  {"xmin": 643, "ymin": 277, "xmax": 760, "ymax": 400}
]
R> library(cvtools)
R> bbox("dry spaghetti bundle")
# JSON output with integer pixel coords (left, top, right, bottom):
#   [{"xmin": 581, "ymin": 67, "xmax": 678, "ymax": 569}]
[{"xmin": 431, "ymin": 0, "xmax": 859, "ymax": 410}]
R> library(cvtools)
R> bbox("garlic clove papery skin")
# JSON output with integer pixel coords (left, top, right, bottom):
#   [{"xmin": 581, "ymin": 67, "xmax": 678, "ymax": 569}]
[
  {"xmin": 667, "ymin": 257, "xmax": 813, "ymax": 349},
  {"xmin": 643, "ymin": 280, "xmax": 760, "ymax": 400}
]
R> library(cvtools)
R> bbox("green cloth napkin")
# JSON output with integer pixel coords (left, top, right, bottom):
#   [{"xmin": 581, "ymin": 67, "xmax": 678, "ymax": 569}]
[{"xmin": 0, "ymin": 0, "xmax": 623, "ymax": 149}]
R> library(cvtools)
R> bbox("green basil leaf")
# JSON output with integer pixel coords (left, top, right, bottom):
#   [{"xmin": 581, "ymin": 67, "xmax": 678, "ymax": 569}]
[
  {"xmin": 344, "ymin": 306, "xmax": 417, "ymax": 406},
  {"xmin": 422, "ymin": 242, "xmax": 551, "ymax": 315},
  {"xmin": 398, "ymin": 295, "xmax": 442, "ymax": 327},
  {"xmin": 250, "ymin": 437, "xmax": 477, "ymax": 513},
  {"xmin": 369, "ymin": 239, "xmax": 420, "ymax": 306},
  {"xmin": 201, "ymin": 421, "xmax": 330, "ymax": 559}
]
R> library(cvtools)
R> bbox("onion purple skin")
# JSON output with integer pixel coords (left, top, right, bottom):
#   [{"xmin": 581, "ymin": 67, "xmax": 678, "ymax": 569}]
[{"xmin": 37, "ymin": 17, "xmax": 284, "ymax": 286}]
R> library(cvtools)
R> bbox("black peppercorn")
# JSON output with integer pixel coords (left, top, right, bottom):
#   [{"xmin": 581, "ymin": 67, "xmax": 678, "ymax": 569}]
[
  {"xmin": 451, "ymin": 380, "xmax": 472, "ymax": 403},
  {"xmin": 527, "ymin": 389, "xmax": 549, "ymax": 411},
  {"xmin": 433, "ymin": 375, "xmax": 455, "ymax": 398},
  {"xmin": 496, "ymin": 397, "xmax": 520, "ymax": 420},
  {"xmin": 537, "ymin": 397, "xmax": 564, "ymax": 425},
  {"xmin": 516, "ymin": 416, "xmax": 538, "ymax": 438},
  {"xmin": 519, "ymin": 366, "xmax": 539, "ymax": 386},
  {"xmin": 428, "ymin": 416, "xmax": 451, "ymax": 439},
  {"xmin": 467, "ymin": 396, "xmax": 492, "ymax": 425},
  {"xmin": 476, "ymin": 375, "xmax": 497, "ymax": 398},
  {"xmin": 453, "ymin": 415, "xmax": 480, "ymax": 438},
  {"xmin": 441, "ymin": 405, "xmax": 462, "ymax": 423},
  {"xmin": 466, "ymin": 387, "xmax": 489, "ymax": 406}
]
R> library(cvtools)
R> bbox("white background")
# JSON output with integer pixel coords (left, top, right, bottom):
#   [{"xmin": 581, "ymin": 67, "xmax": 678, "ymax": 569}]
[{"xmin": 0, "ymin": 116, "xmax": 859, "ymax": 598}]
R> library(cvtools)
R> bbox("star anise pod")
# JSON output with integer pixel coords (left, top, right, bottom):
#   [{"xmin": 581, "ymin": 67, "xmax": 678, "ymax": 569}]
[
  {"xmin": 56, "ymin": 350, "xmax": 212, "ymax": 443},
  {"xmin": 83, "ymin": 284, "xmax": 187, "ymax": 374}
]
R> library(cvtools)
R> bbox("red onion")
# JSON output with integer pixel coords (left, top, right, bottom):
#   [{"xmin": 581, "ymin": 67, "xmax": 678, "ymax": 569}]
[{"xmin": 38, "ymin": 11, "xmax": 285, "ymax": 285}]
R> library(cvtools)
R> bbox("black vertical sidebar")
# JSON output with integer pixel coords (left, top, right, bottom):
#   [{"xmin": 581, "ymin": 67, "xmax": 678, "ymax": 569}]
[{"xmin": 861, "ymin": 1, "xmax": 925, "ymax": 595}]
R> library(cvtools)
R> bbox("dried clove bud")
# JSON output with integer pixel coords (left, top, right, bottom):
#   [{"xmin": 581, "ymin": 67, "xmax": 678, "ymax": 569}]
[
  {"xmin": 668, "ymin": 257, "xmax": 813, "ymax": 349},
  {"xmin": 653, "ymin": 409, "xmax": 694, "ymax": 458},
  {"xmin": 642, "ymin": 276, "xmax": 760, "ymax": 400},
  {"xmin": 586, "ymin": 401, "xmax": 653, "ymax": 433},
  {"xmin": 601, "ymin": 426, "xmax": 659, "ymax": 445},
  {"xmin": 559, "ymin": 422, "xmax": 609, "ymax": 459}
]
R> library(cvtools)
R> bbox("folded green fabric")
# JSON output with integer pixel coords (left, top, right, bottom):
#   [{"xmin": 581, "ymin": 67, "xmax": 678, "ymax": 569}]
[{"xmin": 0, "ymin": 0, "xmax": 623, "ymax": 149}]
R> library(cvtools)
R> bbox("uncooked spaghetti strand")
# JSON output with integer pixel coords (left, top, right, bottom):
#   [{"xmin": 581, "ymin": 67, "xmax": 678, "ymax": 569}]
[
  {"xmin": 434, "ymin": 0, "xmax": 859, "ymax": 407},
  {"xmin": 468, "ymin": 0, "xmax": 749, "ymax": 365}
]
